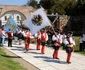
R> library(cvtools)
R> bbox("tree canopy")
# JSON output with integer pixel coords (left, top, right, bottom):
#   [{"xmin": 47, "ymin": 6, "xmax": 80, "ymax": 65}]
[{"xmin": 26, "ymin": 0, "xmax": 85, "ymax": 15}]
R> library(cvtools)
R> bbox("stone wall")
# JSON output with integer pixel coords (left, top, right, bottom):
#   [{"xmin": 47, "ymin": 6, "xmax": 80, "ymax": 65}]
[
  {"xmin": 59, "ymin": 15, "xmax": 70, "ymax": 32},
  {"xmin": 58, "ymin": 15, "xmax": 85, "ymax": 35},
  {"xmin": 0, "ymin": 5, "xmax": 34, "ymax": 18}
]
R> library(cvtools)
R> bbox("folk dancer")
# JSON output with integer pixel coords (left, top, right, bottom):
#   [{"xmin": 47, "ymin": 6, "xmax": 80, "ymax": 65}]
[
  {"xmin": 7, "ymin": 29, "xmax": 13, "ymax": 47},
  {"xmin": 66, "ymin": 32, "xmax": 75, "ymax": 63},
  {"xmin": 52, "ymin": 32, "xmax": 61, "ymax": 59},
  {"xmin": 62, "ymin": 33, "xmax": 67, "ymax": 50},
  {"xmin": 35, "ymin": 31, "xmax": 41, "ymax": 50},
  {"xmin": 23, "ymin": 30, "xmax": 30, "ymax": 51},
  {"xmin": 41, "ymin": 30, "xmax": 48, "ymax": 54}
]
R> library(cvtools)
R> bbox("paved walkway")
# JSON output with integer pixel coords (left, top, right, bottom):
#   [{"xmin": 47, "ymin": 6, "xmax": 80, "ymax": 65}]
[{"xmin": 4, "ymin": 42, "xmax": 85, "ymax": 70}]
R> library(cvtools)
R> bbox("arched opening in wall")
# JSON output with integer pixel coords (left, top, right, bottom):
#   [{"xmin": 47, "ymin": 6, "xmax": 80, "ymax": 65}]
[{"xmin": 1, "ymin": 10, "xmax": 26, "ymax": 26}]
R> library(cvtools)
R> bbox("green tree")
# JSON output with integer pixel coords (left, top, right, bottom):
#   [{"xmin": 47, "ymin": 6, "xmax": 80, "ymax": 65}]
[
  {"xmin": 26, "ymin": 0, "xmax": 38, "ymax": 8},
  {"xmin": 40, "ymin": 0, "xmax": 70, "ymax": 15},
  {"xmin": 65, "ymin": 0, "xmax": 77, "ymax": 15}
]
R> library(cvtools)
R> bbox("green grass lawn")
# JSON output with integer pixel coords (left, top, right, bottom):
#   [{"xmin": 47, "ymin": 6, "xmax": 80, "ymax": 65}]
[
  {"xmin": 0, "ymin": 48, "xmax": 26, "ymax": 70},
  {"xmin": 73, "ymin": 36, "xmax": 85, "ymax": 55}
]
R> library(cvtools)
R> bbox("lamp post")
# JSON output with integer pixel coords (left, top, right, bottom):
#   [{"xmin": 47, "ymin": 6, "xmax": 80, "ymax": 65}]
[{"xmin": 0, "ymin": 5, "xmax": 3, "ymax": 28}]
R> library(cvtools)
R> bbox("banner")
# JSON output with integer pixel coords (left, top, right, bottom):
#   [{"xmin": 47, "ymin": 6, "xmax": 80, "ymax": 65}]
[
  {"xmin": 4, "ymin": 16, "xmax": 18, "ymax": 33},
  {"xmin": 23, "ymin": 8, "xmax": 51, "ymax": 35}
]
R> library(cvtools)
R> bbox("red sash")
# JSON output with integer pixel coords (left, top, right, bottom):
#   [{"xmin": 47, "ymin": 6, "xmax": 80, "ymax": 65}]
[{"xmin": 54, "ymin": 42, "xmax": 60, "ymax": 46}]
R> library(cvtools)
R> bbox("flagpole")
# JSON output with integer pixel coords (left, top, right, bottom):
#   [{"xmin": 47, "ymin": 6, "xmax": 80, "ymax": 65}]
[
  {"xmin": 51, "ymin": 16, "xmax": 58, "ymax": 24},
  {"xmin": 40, "ymin": 5, "xmax": 58, "ymax": 36},
  {"xmin": 50, "ymin": 16, "xmax": 58, "ymax": 37}
]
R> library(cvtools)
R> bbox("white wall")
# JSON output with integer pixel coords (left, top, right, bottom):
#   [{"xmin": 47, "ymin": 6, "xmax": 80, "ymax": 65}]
[{"xmin": 0, "ymin": 11, "xmax": 23, "ymax": 25}]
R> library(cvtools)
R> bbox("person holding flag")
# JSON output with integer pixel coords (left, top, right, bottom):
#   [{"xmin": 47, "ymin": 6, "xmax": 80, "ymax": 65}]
[
  {"xmin": 23, "ymin": 29, "xmax": 30, "ymax": 52},
  {"xmin": 52, "ymin": 32, "xmax": 61, "ymax": 59},
  {"xmin": 40, "ymin": 29, "xmax": 48, "ymax": 54}
]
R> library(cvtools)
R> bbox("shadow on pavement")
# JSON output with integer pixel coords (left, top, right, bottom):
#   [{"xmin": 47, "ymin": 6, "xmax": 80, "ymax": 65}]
[
  {"xmin": 28, "ymin": 51, "xmax": 42, "ymax": 54},
  {"xmin": 11, "ymin": 46, "xmax": 25, "ymax": 51},
  {"xmin": 34, "ymin": 56, "xmax": 67, "ymax": 64}
]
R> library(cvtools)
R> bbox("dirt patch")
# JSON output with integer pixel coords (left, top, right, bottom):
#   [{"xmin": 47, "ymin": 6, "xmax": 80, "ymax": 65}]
[{"xmin": 1, "ymin": 47, "xmax": 40, "ymax": 70}]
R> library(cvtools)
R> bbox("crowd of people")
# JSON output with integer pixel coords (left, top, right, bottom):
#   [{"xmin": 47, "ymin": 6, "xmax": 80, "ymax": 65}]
[{"xmin": 0, "ymin": 27, "xmax": 85, "ymax": 64}]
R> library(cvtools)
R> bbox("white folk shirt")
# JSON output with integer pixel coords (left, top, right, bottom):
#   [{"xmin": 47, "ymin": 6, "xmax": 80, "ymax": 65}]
[
  {"xmin": 59, "ymin": 34, "xmax": 63, "ymax": 44},
  {"xmin": 35, "ymin": 33, "xmax": 41, "ymax": 39},
  {"xmin": 52, "ymin": 35, "xmax": 59, "ymax": 42},
  {"xmin": 68, "ymin": 37, "xmax": 75, "ymax": 45},
  {"xmin": 63, "ymin": 37, "xmax": 75, "ymax": 46}
]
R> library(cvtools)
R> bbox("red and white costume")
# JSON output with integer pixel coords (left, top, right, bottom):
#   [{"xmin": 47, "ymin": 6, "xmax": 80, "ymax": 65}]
[
  {"xmin": 52, "ymin": 34, "xmax": 60, "ymax": 59},
  {"xmin": 65, "ymin": 36, "xmax": 75, "ymax": 63},
  {"xmin": 40, "ymin": 31, "xmax": 48, "ymax": 54},
  {"xmin": 23, "ymin": 30, "xmax": 30, "ymax": 51},
  {"xmin": 35, "ymin": 31, "xmax": 41, "ymax": 50}
]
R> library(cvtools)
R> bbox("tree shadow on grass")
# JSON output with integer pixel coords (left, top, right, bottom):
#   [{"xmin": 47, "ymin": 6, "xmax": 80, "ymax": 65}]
[{"xmin": 0, "ymin": 53, "xmax": 21, "ymax": 58}]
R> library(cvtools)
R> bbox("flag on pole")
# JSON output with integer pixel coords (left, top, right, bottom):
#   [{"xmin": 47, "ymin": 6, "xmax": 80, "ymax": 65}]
[
  {"xmin": 23, "ymin": 8, "xmax": 51, "ymax": 35},
  {"xmin": 4, "ymin": 16, "xmax": 18, "ymax": 33}
]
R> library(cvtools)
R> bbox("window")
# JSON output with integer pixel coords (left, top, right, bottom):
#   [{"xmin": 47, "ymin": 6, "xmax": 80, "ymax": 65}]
[
  {"xmin": 4, "ymin": 16, "xmax": 7, "ymax": 20},
  {"xmin": 17, "ymin": 16, "xmax": 19, "ymax": 20}
]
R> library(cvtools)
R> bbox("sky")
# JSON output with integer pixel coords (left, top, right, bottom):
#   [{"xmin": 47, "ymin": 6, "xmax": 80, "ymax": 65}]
[{"xmin": 0, "ymin": 0, "xmax": 40, "ymax": 5}]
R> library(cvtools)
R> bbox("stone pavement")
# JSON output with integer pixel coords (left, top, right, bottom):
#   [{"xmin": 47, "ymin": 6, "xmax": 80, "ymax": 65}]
[{"xmin": 4, "ymin": 43, "xmax": 85, "ymax": 70}]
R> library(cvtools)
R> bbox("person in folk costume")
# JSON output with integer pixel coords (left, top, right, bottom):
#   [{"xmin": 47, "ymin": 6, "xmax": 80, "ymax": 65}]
[
  {"xmin": 65, "ymin": 32, "xmax": 75, "ymax": 63},
  {"xmin": 35, "ymin": 31, "xmax": 41, "ymax": 50},
  {"xmin": 23, "ymin": 29, "xmax": 30, "ymax": 51},
  {"xmin": 52, "ymin": 32, "xmax": 61, "ymax": 59},
  {"xmin": 62, "ymin": 33, "xmax": 67, "ymax": 50},
  {"xmin": 7, "ymin": 29, "xmax": 13, "ymax": 47},
  {"xmin": 40, "ymin": 29, "xmax": 48, "ymax": 54}
]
